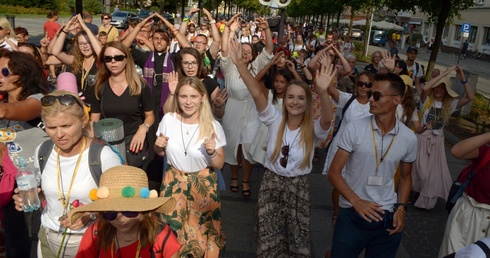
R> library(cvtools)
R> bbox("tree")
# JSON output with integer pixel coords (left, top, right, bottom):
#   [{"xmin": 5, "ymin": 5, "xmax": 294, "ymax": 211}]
[{"xmin": 386, "ymin": 0, "xmax": 474, "ymax": 78}]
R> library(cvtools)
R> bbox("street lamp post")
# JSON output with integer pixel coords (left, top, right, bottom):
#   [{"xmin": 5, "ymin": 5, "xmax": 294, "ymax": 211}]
[{"xmin": 259, "ymin": 0, "xmax": 291, "ymax": 43}]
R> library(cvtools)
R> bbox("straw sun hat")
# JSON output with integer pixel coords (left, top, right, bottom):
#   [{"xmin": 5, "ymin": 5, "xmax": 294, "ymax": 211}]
[
  {"xmin": 69, "ymin": 165, "xmax": 175, "ymax": 223},
  {"xmin": 431, "ymin": 77, "xmax": 459, "ymax": 98}
]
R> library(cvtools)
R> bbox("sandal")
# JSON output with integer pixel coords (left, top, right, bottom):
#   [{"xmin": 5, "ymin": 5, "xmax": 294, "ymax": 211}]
[
  {"xmin": 229, "ymin": 178, "xmax": 238, "ymax": 192},
  {"xmin": 242, "ymin": 181, "xmax": 251, "ymax": 197}
]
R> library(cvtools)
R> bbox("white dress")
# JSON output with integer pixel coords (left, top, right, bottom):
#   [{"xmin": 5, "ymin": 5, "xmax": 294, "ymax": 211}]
[
  {"xmin": 221, "ymin": 50, "xmax": 273, "ymax": 165},
  {"xmin": 250, "ymin": 90, "xmax": 283, "ymax": 165}
]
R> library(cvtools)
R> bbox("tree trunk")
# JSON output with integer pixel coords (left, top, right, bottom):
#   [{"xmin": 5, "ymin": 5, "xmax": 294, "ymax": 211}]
[
  {"xmin": 336, "ymin": 6, "xmax": 342, "ymax": 29},
  {"xmin": 349, "ymin": 8, "xmax": 356, "ymax": 35},
  {"xmin": 426, "ymin": 0, "xmax": 451, "ymax": 79},
  {"xmin": 363, "ymin": 7, "xmax": 373, "ymax": 57}
]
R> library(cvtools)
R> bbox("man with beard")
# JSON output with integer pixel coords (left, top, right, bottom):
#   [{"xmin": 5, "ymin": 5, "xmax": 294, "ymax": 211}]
[
  {"xmin": 177, "ymin": 8, "xmax": 221, "ymax": 74},
  {"xmin": 122, "ymin": 13, "xmax": 190, "ymax": 191}
]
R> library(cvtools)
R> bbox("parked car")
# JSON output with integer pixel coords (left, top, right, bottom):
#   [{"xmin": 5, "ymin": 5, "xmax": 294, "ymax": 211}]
[
  {"xmin": 371, "ymin": 30, "xmax": 387, "ymax": 46},
  {"xmin": 162, "ymin": 13, "xmax": 174, "ymax": 25},
  {"xmin": 137, "ymin": 9, "xmax": 154, "ymax": 19},
  {"xmin": 110, "ymin": 11, "xmax": 139, "ymax": 29},
  {"xmin": 342, "ymin": 28, "xmax": 363, "ymax": 40}
]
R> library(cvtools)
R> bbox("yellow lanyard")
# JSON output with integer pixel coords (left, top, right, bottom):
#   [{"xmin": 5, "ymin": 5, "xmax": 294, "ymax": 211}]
[
  {"xmin": 111, "ymin": 240, "xmax": 141, "ymax": 258},
  {"xmin": 81, "ymin": 58, "xmax": 95, "ymax": 91},
  {"xmin": 56, "ymin": 137, "xmax": 86, "ymax": 217},
  {"xmin": 370, "ymin": 117, "xmax": 397, "ymax": 174}
]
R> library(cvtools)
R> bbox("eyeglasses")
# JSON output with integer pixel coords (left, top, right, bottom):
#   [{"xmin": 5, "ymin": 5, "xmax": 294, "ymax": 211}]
[
  {"xmin": 41, "ymin": 94, "xmax": 84, "ymax": 109},
  {"xmin": 101, "ymin": 211, "xmax": 139, "ymax": 221},
  {"xmin": 367, "ymin": 91, "xmax": 399, "ymax": 101},
  {"xmin": 357, "ymin": 81, "xmax": 373, "ymax": 88},
  {"xmin": 102, "ymin": 17, "xmax": 110, "ymax": 20},
  {"xmin": 1, "ymin": 67, "xmax": 12, "ymax": 77},
  {"xmin": 103, "ymin": 55, "xmax": 127, "ymax": 63},
  {"xmin": 193, "ymin": 41, "xmax": 207, "ymax": 46},
  {"xmin": 182, "ymin": 61, "xmax": 198, "ymax": 67},
  {"xmin": 78, "ymin": 42, "xmax": 91, "ymax": 47},
  {"xmin": 280, "ymin": 145, "xmax": 289, "ymax": 168}
]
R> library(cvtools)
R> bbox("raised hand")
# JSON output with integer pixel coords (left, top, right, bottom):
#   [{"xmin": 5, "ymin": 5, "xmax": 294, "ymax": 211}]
[
  {"xmin": 226, "ymin": 13, "xmax": 241, "ymax": 27},
  {"xmin": 203, "ymin": 133, "xmax": 217, "ymax": 155},
  {"xmin": 285, "ymin": 60, "xmax": 296, "ymax": 73},
  {"xmin": 168, "ymin": 71, "xmax": 178, "ymax": 95},
  {"xmin": 315, "ymin": 55, "xmax": 337, "ymax": 94},
  {"xmin": 381, "ymin": 51, "xmax": 395, "ymax": 72},
  {"xmin": 202, "ymin": 8, "xmax": 212, "ymax": 20},
  {"xmin": 455, "ymin": 65, "xmax": 466, "ymax": 81},
  {"xmin": 40, "ymin": 32, "xmax": 50, "ymax": 47},
  {"xmin": 229, "ymin": 38, "xmax": 243, "ymax": 66},
  {"xmin": 212, "ymin": 89, "xmax": 228, "ymax": 109},
  {"xmin": 271, "ymin": 51, "xmax": 285, "ymax": 66},
  {"xmin": 155, "ymin": 133, "xmax": 169, "ymax": 149},
  {"xmin": 256, "ymin": 17, "xmax": 270, "ymax": 30}
]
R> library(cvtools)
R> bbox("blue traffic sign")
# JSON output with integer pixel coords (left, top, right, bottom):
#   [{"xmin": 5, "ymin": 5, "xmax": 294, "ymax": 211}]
[{"xmin": 462, "ymin": 23, "xmax": 471, "ymax": 33}]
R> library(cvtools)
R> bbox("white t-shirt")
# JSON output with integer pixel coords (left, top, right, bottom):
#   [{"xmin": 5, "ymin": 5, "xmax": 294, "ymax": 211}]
[
  {"xmin": 259, "ymin": 103, "xmax": 330, "ymax": 177},
  {"xmin": 419, "ymin": 98, "xmax": 458, "ymax": 130},
  {"xmin": 38, "ymin": 144, "xmax": 122, "ymax": 233},
  {"xmin": 407, "ymin": 62, "xmax": 423, "ymax": 83},
  {"xmin": 0, "ymin": 37, "xmax": 18, "ymax": 52},
  {"xmin": 156, "ymin": 113, "xmax": 226, "ymax": 172}
]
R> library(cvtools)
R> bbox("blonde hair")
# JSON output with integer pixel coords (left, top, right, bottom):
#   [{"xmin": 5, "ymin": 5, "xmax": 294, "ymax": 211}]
[
  {"xmin": 41, "ymin": 90, "xmax": 87, "ymax": 122},
  {"xmin": 270, "ymin": 80, "xmax": 315, "ymax": 169},
  {"xmin": 173, "ymin": 76, "xmax": 216, "ymax": 142},
  {"xmin": 0, "ymin": 18, "xmax": 13, "ymax": 40},
  {"xmin": 428, "ymin": 89, "xmax": 455, "ymax": 123},
  {"xmin": 95, "ymin": 41, "xmax": 143, "ymax": 99}
]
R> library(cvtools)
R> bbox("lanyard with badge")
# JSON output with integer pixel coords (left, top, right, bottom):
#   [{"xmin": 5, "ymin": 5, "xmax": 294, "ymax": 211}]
[{"xmin": 369, "ymin": 117, "xmax": 396, "ymax": 186}]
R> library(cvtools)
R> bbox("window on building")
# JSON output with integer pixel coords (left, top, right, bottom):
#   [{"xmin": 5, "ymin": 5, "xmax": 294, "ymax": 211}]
[
  {"xmin": 483, "ymin": 27, "xmax": 490, "ymax": 46},
  {"xmin": 454, "ymin": 25, "xmax": 462, "ymax": 40},
  {"xmin": 469, "ymin": 27, "xmax": 478, "ymax": 43},
  {"xmin": 443, "ymin": 26, "xmax": 449, "ymax": 38}
]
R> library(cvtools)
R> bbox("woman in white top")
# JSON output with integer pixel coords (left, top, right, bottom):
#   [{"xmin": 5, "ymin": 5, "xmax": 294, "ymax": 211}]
[
  {"xmin": 220, "ymin": 14, "xmax": 274, "ymax": 197},
  {"xmin": 154, "ymin": 76, "xmax": 226, "ymax": 258},
  {"xmin": 13, "ymin": 91, "xmax": 122, "ymax": 258},
  {"xmin": 229, "ymin": 37, "xmax": 334, "ymax": 257}
]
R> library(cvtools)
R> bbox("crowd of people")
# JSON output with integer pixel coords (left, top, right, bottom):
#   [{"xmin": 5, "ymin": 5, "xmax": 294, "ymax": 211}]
[{"xmin": 0, "ymin": 7, "xmax": 484, "ymax": 258}]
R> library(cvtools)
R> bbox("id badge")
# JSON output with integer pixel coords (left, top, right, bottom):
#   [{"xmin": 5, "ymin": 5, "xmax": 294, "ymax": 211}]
[{"xmin": 367, "ymin": 176, "xmax": 383, "ymax": 186}]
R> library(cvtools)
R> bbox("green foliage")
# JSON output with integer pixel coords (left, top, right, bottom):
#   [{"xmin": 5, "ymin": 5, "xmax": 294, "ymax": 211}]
[
  {"xmin": 468, "ymin": 93, "xmax": 490, "ymax": 124},
  {"xmin": 353, "ymin": 41, "xmax": 370, "ymax": 63},
  {"xmin": 410, "ymin": 33, "xmax": 423, "ymax": 45},
  {"xmin": 0, "ymin": 4, "xmax": 48, "ymax": 14}
]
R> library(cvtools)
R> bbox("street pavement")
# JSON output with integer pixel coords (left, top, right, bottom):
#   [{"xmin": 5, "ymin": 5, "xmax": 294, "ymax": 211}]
[{"xmin": 6, "ymin": 15, "xmax": 487, "ymax": 257}]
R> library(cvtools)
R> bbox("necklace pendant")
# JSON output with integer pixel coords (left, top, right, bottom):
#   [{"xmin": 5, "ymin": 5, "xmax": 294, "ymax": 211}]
[{"xmin": 184, "ymin": 151, "xmax": 187, "ymax": 156}]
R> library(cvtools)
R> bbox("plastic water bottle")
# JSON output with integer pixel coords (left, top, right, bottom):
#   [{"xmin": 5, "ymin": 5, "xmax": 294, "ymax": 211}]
[{"xmin": 15, "ymin": 163, "xmax": 40, "ymax": 212}]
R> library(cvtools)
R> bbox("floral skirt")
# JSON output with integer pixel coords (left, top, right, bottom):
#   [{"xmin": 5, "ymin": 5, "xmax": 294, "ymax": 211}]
[
  {"xmin": 256, "ymin": 170, "xmax": 311, "ymax": 257},
  {"xmin": 160, "ymin": 166, "xmax": 225, "ymax": 258}
]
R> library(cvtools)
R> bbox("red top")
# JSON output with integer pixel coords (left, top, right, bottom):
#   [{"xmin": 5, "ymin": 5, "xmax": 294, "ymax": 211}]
[
  {"xmin": 43, "ymin": 21, "xmax": 60, "ymax": 40},
  {"xmin": 76, "ymin": 222, "xmax": 180, "ymax": 258},
  {"xmin": 465, "ymin": 144, "xmax": 490, "ymax": 204}
]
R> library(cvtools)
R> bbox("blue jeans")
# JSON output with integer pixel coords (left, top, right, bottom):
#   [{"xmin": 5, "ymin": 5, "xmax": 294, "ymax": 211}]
[{"xmin": 331, "ymin": 208, "xmax": 402, "ymax": 258}]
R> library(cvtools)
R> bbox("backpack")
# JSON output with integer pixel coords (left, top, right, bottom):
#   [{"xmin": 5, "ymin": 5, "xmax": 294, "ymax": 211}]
[
  {"xmin": 37, "ymin": 138, "xmax": 123, "ymax": 185},
  {"xmin": 446, "ymin": 147, "xmax": 490, "ymax": 213},
  {"xmin": 325, "ymin": 94, "xmax": 357, "ymax": 154}
]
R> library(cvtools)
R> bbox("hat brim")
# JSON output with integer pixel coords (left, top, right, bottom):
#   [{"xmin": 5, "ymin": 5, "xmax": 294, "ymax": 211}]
[
  {"xmin": 69, "ymin": 197, "xmax": 175, "ymax": 224},
  {"xmin": 432, "ymin": 77, "xmax": 459, "ymax": 98}
]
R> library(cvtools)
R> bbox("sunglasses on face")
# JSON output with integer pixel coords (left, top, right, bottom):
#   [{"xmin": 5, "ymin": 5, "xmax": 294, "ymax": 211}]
[
  {"xmin": 1, "ymin": 67, "xmax": 12, "ymax": 77},
  {"xmin": 102, "ymin": 17, "xmax": 110, "ymax": 20},
  {"xmin": 101, "ymin": 211, "xmax": 139, "ymax": 221},
  {"xmin": 103, "ymin": 55, "xmax": 126, "ymax": 63},
  {"xmin": 280, "ymin": 145, "xmax": 289, "ymax": 168},
  {"xmin": 357, "ymin": 81, "xmax": 373, "ymax": 88},
  {"xmin": 367, "ymin": 91, "xmax": 398, "ymax": 101},
  {"xmin": 41, "ymin": 95, "xmax": 84, "ymax": 109}
]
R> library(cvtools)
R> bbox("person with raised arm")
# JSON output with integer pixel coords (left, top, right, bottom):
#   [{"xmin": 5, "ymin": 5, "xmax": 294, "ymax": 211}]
[
  {"xmin": 229, "ymin": 37, "xmax": 334, "ymax": 257},
  {"xmin": 220, "ymin": 14, "xmax": 274, "ymax": 197}
]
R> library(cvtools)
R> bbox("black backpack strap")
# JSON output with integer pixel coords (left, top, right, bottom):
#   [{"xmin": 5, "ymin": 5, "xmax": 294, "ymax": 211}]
[
  {"xmin": 475, "ymin": 240, "xmax": 490, "ymax": 257},
  {"xmin": 325, "ymin": 94, "xmax": 356, "ymax": 153},
  {"xmin": 154, "ymin": 224, "xmax": 173, "ymax": 255},
  {"xmin": 38, "ymin": 140, "xmax": 55, "ymax": 173},
  {"xmin": 88, "ymin": 139, "xmax": 106, "ymax": 186}
]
